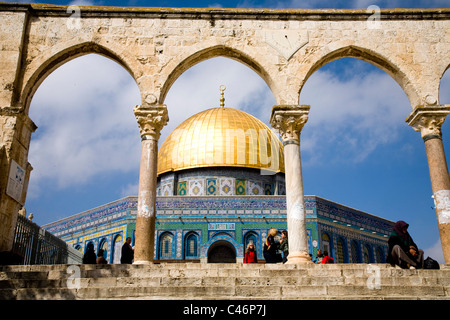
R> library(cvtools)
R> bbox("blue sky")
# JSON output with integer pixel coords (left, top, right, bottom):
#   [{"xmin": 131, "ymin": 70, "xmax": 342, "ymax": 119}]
[{"xmin": 6, "ymin": 0, "xmax": 449, "ymax": 262}]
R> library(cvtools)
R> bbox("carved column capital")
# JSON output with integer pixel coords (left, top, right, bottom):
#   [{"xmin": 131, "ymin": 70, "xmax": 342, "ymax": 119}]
[
  {"xmin": 406, "ymin": 105, "xmax": 450, "ymax": 141},
  {"xmin": 133, "ymin": 104, "xmax": 169, "ymax": 140},
  {"xmin": 269, "ymin": 105, "xmax": 310, "ymax": 144}
]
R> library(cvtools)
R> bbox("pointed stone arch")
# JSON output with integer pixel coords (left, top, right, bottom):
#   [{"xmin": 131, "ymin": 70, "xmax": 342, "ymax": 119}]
[
  {"xmin": 298, "ymin": 44, "xmax": 420, "ymax": 108},
  {"xmin": 159, "ymin": 45, "xmax": 278, "ymax": 106},
  {"xmin": 207, "ymin": 239, "xmax": 237, "ymax": 263},
  {"xmin": 20, "ymin": 41, "xmax": 141, "ymax": 115}
]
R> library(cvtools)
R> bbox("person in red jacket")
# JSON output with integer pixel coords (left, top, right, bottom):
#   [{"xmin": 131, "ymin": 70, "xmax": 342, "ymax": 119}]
[
  {"xmin": 322, "ymin": 251, "xmax": 335, "ymax": 264},
  {"xmin": 244, "ymin": 242, "xmax": 258, "ymax": 263}
]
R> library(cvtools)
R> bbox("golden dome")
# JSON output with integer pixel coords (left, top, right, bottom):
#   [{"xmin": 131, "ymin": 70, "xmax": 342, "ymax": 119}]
[{"xmin": 157, "ymin": 107, "xmax": 285, "ymax": 175}]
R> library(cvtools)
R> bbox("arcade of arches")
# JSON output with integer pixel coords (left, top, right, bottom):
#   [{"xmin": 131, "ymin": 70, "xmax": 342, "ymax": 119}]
[{"xmin": 1, "ymin": 3, "xmax": 450, "ymax": 263}]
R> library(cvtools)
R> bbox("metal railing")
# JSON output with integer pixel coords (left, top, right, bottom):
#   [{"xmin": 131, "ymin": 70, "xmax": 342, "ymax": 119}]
[{"xmin": 11, "ymin": 214, "xmax": 82, "ymax": 265}]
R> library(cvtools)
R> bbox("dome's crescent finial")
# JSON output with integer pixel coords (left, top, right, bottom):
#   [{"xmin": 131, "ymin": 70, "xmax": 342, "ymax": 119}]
[{"xmin": 219, "ymin": 85, "xmax": 226, "ymax": 108}]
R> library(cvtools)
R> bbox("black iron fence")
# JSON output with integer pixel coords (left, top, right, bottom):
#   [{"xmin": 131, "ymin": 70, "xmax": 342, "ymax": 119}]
[{"xmin": 11, "ymin": 214, "xmax": 82, "ymax": 265}]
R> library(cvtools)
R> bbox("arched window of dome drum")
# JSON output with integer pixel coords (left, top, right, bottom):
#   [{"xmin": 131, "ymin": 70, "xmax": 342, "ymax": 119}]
[
  {"xmin": 322, "ymin": 233, "xmax": 331, "ymax": 255},
  {"xmin": 363, "ymin": 245, "xmax": 370, "ymax": 263},
  {"xmin": 185, "ymin": 232, "xmax": 199, "ymax": 258},
  {"xmin": 112, "ymin": 234, "xmax": 123, "ymax": 264},
  {"xmin": 351, "ymin": 241, "xmax": 360, "ymax": 263},
  {"xmin": 99, "ymin": 238, "xmax": 108, "ymax": 262},
  {"xmin": 375, "ymin": 247, "xmax": 385, "ymax": 263},
  {"xmin": 337, "ymin": 238, "xmax": 345, "ymax": 263},
  {"xmin": 160, "ymin": 233, "xmax": 174, "ymax": 259}
]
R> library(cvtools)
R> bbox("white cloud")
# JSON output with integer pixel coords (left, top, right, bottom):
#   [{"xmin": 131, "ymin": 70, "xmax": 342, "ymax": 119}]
[
  {"xmin": 299, "ymin": 61, "xmax": 411, "ymax": 166},
  {"xmin": 162, "ymin": 57, "xmax": 275, "ymax": 144},
  {"xmin": 28, "ymin": 54, "xmax": 141, "ymax": 197},
  {"xmin": 28, "ymin": 54, "xmax": 417, "ymax": 197},
  {"xmin": 120, "ymin": 182, "xmax": 139, "ymax": 198},
  {"xmin": 27, "ymin": 55, "xmax": 274, "ymax": 199}
]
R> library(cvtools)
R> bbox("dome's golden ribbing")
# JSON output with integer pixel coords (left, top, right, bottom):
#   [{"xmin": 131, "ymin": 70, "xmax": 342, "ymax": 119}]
[{"xmin": 157, "ymin": 107, "xmax": 285, "ymax": 175}]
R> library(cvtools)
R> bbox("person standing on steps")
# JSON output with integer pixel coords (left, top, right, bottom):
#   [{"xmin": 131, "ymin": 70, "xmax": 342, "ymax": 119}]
[
  {"xmin": 244, "ymin": 242, "xmax": 258, "ymax": 263},
  {"xmin": 263, "ymin": 228, "xmax": 281, "ymax": 263},
  {"xmin": 121, "ymin": 237, "xmax": 134, "ymax": 264},
  {"xmin": 279, "ymin": 230, "xmax": 289, "ymax": 264},
  {"xmin": 83, "ymin": 242, "xmax": 96, "ymax": 264}
]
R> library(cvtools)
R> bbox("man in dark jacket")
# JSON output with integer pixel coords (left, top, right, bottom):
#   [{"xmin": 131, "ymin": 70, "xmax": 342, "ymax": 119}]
[
  {"xmin": 120, "ymin": 237, "xmax": 134, "ymax": 264},
  {"xmin": 387, "ymin": 220, "xmax": 424, "ymax": 269}
]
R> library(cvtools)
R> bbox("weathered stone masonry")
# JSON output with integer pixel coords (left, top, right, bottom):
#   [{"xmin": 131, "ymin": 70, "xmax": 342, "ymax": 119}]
[{"xmin": 1, "ymin": 3, "xmax": 449, "ymax": 263}]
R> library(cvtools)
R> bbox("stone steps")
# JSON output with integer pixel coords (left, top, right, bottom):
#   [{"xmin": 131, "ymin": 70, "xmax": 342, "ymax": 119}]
[{"xmin": 0, "ymin": 263, "xmax": 449, "ymax": 300}]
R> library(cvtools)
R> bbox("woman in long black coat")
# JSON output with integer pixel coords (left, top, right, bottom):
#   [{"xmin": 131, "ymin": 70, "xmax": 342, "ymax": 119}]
[{"xmin": 82, "ymin": 242, "xmax": 97, "ymax": 264}]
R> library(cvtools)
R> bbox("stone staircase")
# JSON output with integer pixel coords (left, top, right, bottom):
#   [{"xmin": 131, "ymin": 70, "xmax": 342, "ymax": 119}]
[{"xmin": 0, "ymin": 263, "xmax": 449, "ymax": 300}]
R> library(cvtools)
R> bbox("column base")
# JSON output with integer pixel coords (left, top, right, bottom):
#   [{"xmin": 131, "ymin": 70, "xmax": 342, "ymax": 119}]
[
  {"xmin": 285, "ymin": 251, "xmax": 313, "ymax": 264},
  {"xmin": 132, "ymin": 260, "xmax": 154, "ymax": 265}
]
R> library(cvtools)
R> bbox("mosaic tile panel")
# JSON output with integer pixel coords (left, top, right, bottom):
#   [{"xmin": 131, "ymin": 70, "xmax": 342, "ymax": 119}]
[
  {"xmin": 248, "ymin": 181, "xmax": 263, "ymax": 195},
  {"xmin": 189, "ymin": 179, "xmax": 205, "ymax": 196},
  {"xmin": 219, "ymin": 178, "xmax": 234, "ymax": 196},
  {"xmin": 236, "ymin": 179, "xmax": 246, "ymax": 195},
  {"xmin": 161, "ymin": 182, "xmax": 173, "ymax": 196},
  {"xmin": 206, "ymin": 179, "xmax": 217, "ymax": 195},
  {"xmin": 178, "ymin": 181, "xmax": 187, "ymax": 196},
  {"xmin": 264, "ymin": 183, "xmax": 273, "ymax": 195}
]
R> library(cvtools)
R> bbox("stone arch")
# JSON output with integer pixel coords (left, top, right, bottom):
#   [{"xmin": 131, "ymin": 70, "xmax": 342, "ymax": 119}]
[
  {"xmin": 21, "ymin": 41, "xmax": 141, "ymax": 115},
  {"xmin": 438, "ymin": 62, "xmax": 450, "ymax": 104},
  {"xmin": 298, "ymin": 44, "xmax": 420, "ymax": 108},
  {"xmin": 207, "ymin": 239, "xmax": 237, "ymax": 263},
  {"xmin": 159, "ymin": 45, "xmax": 277, "ymax": 105}
]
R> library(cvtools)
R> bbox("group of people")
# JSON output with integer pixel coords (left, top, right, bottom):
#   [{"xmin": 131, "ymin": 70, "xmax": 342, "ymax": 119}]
[
  {"xmin": 82, "ymin": 237, "xmax": 134, "ymax": 264},
  {"xmin": 244, "ymin": 220, "xmax": 426, "ymax": 269},
  {"xmin": 312, "ymin": 249, "xmax": 334, "ymax": 264},
  {"xmin": 244, "ymin": 228, "xmax": 335, "ymax": 264},
  {"xmin": 81, "ymin": 220, "xmax": 427, "ymax": 269},
  {"xmin": 244, "ymin": 228, "xmax": 289, "ymax": 264}
]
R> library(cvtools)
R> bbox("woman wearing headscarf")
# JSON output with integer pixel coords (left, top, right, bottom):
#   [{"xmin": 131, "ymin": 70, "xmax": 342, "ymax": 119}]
[
  {"xmin": 387, "ymin": 220, "xmax": 424, "ymax": 269},
  {"xmin": 82, "ymin": 242, "xmax": 97, "ymax": 264}
]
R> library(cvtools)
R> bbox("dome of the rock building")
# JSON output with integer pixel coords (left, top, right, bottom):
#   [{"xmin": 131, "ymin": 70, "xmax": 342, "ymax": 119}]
[{"xmin": 157, "ymin": 106, "xmax": 285, "ymax": 175}]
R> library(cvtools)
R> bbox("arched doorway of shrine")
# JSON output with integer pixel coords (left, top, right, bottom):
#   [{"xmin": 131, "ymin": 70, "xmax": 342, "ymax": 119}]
[{"xmin": 207, "ymin": 240, "xmax": 237, "ymax": 263}]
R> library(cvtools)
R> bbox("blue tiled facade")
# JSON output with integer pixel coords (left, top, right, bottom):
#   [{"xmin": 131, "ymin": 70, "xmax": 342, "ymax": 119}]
[{"xmin": 43, "ymin": 192, "xmax": 394, "ymax": 264}]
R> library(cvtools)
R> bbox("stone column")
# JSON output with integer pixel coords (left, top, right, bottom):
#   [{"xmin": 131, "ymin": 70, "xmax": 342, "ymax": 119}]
[
  {"xmin": 270, "ymin": 105, "xmax": 312, "ymax": 264},
  {"xmin": 133, "ymin": 104, "xmax": 168, "ymax": 264},
  {"xmin": 406, "ymin": 105, "xmax": 450, "ymax": 264},
  {"xmin": 0, "ymin": 108, "xmax": 36, "ymax": 254}
]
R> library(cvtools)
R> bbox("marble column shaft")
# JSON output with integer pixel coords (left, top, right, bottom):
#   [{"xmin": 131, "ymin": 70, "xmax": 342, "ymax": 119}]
[
  {"xmin": 270, "ymin": 105, "xmax": 312, "ymax": 264},
  {"xmin": 406, "ymin": 105, "xmax": 450, "ymax": 264},
  {"xmin": 133, "ymin": 104, "xmax": 168, "ymax": 264}
]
